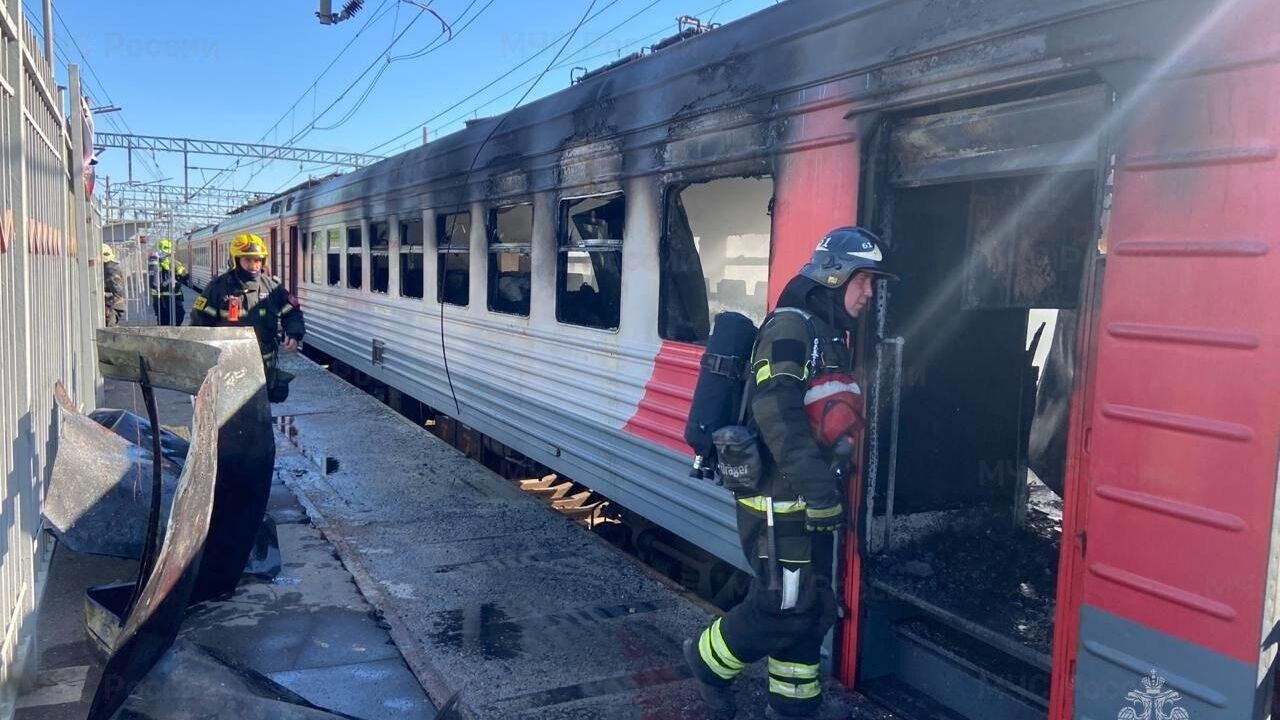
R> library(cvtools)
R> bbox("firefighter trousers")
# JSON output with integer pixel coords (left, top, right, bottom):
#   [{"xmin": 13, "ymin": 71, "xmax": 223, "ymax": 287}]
[
  {"xmin": 689, "ymin": 503, "xmax": 837, "ymax": 717},
  {"xmin": 153, "ymin": 296, "xmax": 184, "ymax": 326}
]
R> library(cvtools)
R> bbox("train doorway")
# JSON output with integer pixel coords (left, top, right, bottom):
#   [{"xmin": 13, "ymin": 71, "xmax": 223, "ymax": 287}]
[{"xmin": 854, "ymin": 85, "xmax": 1109, "ymax": 719}]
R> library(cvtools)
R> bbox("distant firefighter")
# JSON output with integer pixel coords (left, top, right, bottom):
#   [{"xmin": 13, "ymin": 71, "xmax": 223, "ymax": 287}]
[
  {"xmin": 101, "ymin": 244, "xmax": 126, "ymax": 327},
  {"xmin": 149, "ymin": 238, "xmax": 188, "ymax": 326}
]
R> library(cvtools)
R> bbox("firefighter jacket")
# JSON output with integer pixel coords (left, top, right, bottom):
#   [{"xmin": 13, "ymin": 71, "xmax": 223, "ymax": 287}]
[
  {"xmin": 149, "ymin": 257, "xmax": 187, "ymax": 297},
  {"xmin": 103, "ymin": 260, "xmax": 126, "ymax": 311},
  {"xmin": 747, "ymin": 308, "xmax": 849, "ymax": 512},
  {"xmin": 190, "ymin": 269, "xmax": 305, "ymax": 355}
]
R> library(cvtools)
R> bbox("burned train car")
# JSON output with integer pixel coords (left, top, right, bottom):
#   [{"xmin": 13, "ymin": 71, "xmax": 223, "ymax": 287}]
[{"xmin": 179, "ymin": 0, "xmax": 1280, "ymax": 717}]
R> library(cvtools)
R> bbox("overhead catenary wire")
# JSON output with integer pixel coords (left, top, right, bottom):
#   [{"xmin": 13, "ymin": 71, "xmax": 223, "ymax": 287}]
[
  {"xmin": 382, "ymin": 0, "xmax": 740, "ymax": 155},
  {"xmin": 30, "ymin": 2, "xmax": 167, "ymax": 183},
  {"xmin": 362, "ymin": 0, "xmax": 626, "ymax": 156},
  {"xmin": 247, "ymin": 0, "xmax": 499, "ymax": 193},
  {"xmin": 186, "ymin": 0, "xmax": 398, "ymax": 196}
]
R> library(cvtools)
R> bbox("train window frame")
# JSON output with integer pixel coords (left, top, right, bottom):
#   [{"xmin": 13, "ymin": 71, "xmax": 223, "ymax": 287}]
[
  {"xmin": 326, "ymin": 228, "xmax": 342, "ymax": 287},
  {"xmin": 555, "ymin": 192, "xmax": 626, "ymax": 332},
  {"xmin": 436, "ymin": 209, "xmax": 471, "ymax": 307},
  {"xmin": 658, "ymin": 176, "xmax": 775, "ymax": 345},
  {"xmin": 370, "ymin": 220, "xmax": 390, "ymax": 294},
  {"xmin": 309, "ymin": 230, "xmax": 323, "ymax": 285},
  {"xmin": 487, "ymin": 203, "xmax": 533, "ymax": 317},
  {"xmin": 346, "ymin": 225, "xmax": 363, "ymax": 290},
  {"xmin": 399, "ymin": 217, "xmax": 425, "ymax": 299}
]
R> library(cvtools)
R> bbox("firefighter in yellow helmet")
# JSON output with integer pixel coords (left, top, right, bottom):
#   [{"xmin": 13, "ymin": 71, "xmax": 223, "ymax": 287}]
[
  {"xmin": 149, "ymin": 237, "xmax": 189, "ymax": 325},
  {"xmin": 190, "ymin": 233, "xmax": 305, "ymax": 401},
  {"xmin": 102, "ymin": 244, "xmax": 127, "ymax": 326}
]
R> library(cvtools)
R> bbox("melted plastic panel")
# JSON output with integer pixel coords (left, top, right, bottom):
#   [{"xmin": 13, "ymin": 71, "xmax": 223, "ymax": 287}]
[{"xmin": 44, "ymin": 386, "xmax": 183, "ymax": 559}]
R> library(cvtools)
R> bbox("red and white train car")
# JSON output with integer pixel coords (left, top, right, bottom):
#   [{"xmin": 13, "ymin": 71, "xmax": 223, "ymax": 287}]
[{"xmin": 180, "ymin": 0, "xmax": 1280, "ymax": 717}]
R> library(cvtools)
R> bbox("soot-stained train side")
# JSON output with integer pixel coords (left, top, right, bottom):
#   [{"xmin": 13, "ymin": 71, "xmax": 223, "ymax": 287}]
[{"xmin": 180, "ymin": 2, "xmax": 1280, "ymax": 717}]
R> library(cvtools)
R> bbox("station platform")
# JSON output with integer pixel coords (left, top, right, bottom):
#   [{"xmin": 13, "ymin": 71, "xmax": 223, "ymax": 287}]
[
  {"xmin": 272, "ymin": 351, "xmax": 892, "ymax": 719},
  {"xmin": 15, "ymin": 361, "xmax": 436, "ymax": 720}
]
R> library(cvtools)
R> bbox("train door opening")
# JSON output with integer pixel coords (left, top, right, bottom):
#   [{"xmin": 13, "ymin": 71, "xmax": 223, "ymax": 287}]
[{"xmin": 854, "ymin": 85, "xmax": 1109, "ymax": 719}]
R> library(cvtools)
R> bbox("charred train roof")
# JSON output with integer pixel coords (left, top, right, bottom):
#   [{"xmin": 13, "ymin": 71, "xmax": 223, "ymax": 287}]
[{"xmin": 188, "ymin": 0, "xmax": 1230, "ymax": 241}]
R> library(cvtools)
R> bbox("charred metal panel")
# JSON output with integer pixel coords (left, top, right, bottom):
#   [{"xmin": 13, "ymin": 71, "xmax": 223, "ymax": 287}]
[
  {"xmin": 44, "ymin": 385, "xmax": 183, "ymax": 558},
  {"xmin": 889, "ymin": 87, "xmax": 1110, "ymax": 187},
  {"xmin": 963, "ymin": 172, "xmax": 1096, "ymax": 309},
  {"xmin": 86, "ymin": 373, "xmax": 220, "ymax": 720},
  {"xmin": 95, "ymin": 327, "xmax": 275, "ymax": 602}
]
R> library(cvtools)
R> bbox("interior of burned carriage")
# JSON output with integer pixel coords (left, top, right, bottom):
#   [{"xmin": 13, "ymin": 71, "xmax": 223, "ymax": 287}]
[{"xmin": 853, "ymin": 78, "xmax": 1109, "ymax": 720}]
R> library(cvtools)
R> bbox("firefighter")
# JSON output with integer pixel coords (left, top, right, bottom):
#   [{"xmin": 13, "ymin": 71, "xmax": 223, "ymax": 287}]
[
  {"xmin": 684, "ymin": 227, "xmax": 896, "ymax": 719},
  {"xmin": 150, "ymin": 238, "xmax": 188, "ymax": 326},
  {"xmin": 190, "ymin": 233, "xmax": 305, "ymax": 399},
  {"xmin": 102, "ymin": 244, "xmax": 126, "ymax": 327}
]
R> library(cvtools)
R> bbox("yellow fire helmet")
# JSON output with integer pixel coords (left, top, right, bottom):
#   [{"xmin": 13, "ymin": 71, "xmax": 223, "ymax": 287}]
[
  {"xmin": 101, "ymin": 244, "xmax": 116, "ymax": 262},
  {"xmin": 229, "ymin": 232, "xmax": 269, "ymax": 261},
  {"xmin": 157, "ymin": 238, "xmax": 173, "ymax": 254}
]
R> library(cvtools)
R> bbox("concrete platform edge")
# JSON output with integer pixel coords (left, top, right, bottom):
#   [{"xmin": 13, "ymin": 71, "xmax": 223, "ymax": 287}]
[{"xmin": 282, "ymin": 473, "xmax": 465, "ymax": 718}]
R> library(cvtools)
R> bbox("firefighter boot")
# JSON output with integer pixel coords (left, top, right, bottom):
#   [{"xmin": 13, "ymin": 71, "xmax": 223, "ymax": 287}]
[{"xmin": 683, "ymin": 638, "xmax": 737, "ymax": 719}]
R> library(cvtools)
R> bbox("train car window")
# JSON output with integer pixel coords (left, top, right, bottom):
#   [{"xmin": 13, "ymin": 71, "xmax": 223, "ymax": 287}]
[
  {"xmin": 309, "ymin": 230, "xmax": 323, "ymax": 284},
  {"xmin": 436, "ymin": 210, "xmax": 471, "ymax": 306},
  {"xmin": 346, "ymin": 226, "xmax": 363, "ymax": 290},
  {"xmin": 399, "ymin": 218, "xmax": 424, "ymax": 299},
  {"xmin": 327, "ymin": 228, "xmax": 341, "ymax": 287},
  {"xmin": 487, "ymin": 204, "xmax": 532, "ymax": 317},
  {"xmin": 660, "ymin": 177, "xmax": 774, "ymax": 344},
  {"xmin": 556, "ymin": 193, "xmax": 624, "ymax": 331},
  {"xmin": 370, "ymin": 221, "xmax": 390, "ymax": 294}
]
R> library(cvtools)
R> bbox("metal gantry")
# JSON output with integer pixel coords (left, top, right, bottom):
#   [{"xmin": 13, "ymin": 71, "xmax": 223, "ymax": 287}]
[{"xmin": 95, "ymin": 131, "xmax": 382, "ymax": 191}]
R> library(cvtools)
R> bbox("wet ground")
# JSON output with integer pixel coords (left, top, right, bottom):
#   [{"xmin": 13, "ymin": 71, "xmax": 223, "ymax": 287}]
[
  {"xmin": 272, "ymin": 351, "xmax": 893, "ymax": 719},
  {"xmin": 15, "ymin": 373, "xmax": 435, "ymax": 720}
]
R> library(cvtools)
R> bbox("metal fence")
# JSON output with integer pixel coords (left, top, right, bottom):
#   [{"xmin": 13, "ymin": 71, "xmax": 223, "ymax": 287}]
[{"xmin": 0, "ymin": 0, "xmax": 100, "ymax": 714}]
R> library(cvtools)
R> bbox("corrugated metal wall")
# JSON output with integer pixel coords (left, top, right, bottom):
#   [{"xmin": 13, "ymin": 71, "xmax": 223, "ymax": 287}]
[{"xmin": 0, "ymin": 1, "xmax": 98, "ymax": 714}]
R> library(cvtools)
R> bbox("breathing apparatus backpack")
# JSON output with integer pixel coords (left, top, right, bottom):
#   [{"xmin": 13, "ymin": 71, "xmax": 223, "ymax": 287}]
[
  {"xmin": 685, "ymin": 309, "xmax": 863, "ymax": 493},
  {"xmin": 684, "ymin": 311, "xmax": 762, "ymax": 493}
]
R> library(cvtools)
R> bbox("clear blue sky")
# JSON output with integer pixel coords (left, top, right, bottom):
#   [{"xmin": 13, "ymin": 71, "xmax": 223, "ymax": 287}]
[{"xmin": 28, "ymin": 0, "xmax": 775, "ymax": 217}]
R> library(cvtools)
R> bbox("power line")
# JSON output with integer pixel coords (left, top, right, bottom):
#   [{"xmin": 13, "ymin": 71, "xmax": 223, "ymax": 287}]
[
  {"xmin": 438, "ymin": 0, "xmax": 600, "ymax": 417},
  {"xmin": 422, "ymin": 0, "xmax": 672, "ymax": 146},
  {"xmin": 382, "ymin": 0, "xmax": 738, "ymax": 155},
  {"xmin": 249, "ymin": 0, "xmax": 500, "ymax": 192},
  {"xmin": 190, "ymin": 0, "xmax": 399, "ymax": 194},
  {"xmin": 45, "ymin": 3, "xmax": 167, "ymax": 182},
  {"xmin": 363, "ymin": 0, "xmax": 626, "ymax": 156}
]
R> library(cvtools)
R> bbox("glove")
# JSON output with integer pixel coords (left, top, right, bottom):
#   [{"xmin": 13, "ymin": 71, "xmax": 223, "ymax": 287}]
[{"xmin": 805, "ymin": 501, "xmax": 845, "ymax": 533}]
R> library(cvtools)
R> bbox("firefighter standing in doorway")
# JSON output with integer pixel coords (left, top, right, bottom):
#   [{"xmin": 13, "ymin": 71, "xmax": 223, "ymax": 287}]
[
  {"xmin": 684, "ymin": 227, "xmax": 896, "ymax": 719},
  {"xmin": 102, "ymin": 244, "xmax": 126, "ymax": 326},
  {"xmin": 150, "ymin": 238, "xmax": 188, "ymax": 326},
  {"xmin": 190, "ymin": 233, "xmax": 305, "ymax": 400}
]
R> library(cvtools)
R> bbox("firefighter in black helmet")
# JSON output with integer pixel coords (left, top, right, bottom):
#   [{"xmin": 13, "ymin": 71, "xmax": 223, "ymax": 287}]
[
  {"xmin": 684, "ymin": 226, "xmax": 896, "ymax": 719},
  {"xmin": 190, "ymin": 233, "xmax": 305, "ymax": 399}
]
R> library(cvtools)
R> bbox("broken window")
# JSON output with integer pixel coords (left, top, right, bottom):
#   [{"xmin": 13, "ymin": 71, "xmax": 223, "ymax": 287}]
[
  {"xmin": 488, "ymin": 204, "xmax": 532, "ymax": 316},
  {"xmin": 346, "ymin": 225, "xmax": 363, "ymax": 290},
  {"xmin": 370, "ymin": 221, "xmax": 390, "ymax": 294},
  {"xmin": 436, "ymin": 210, "xmax": 470, "ymax": 306},
  {"xmin": 660, "ymin": 177, "xmax": 773, "ymax": 344},
  {"xmin": 399, "ymin": 218, "xmax": 424, "ymax": 299},
  {"xmin": 557, "ymin": 194, "xmax": 624, "ymax": 331},
  {"xmin": 326, "ymin": 228, "xmax": 341, "ymax": 287}
]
